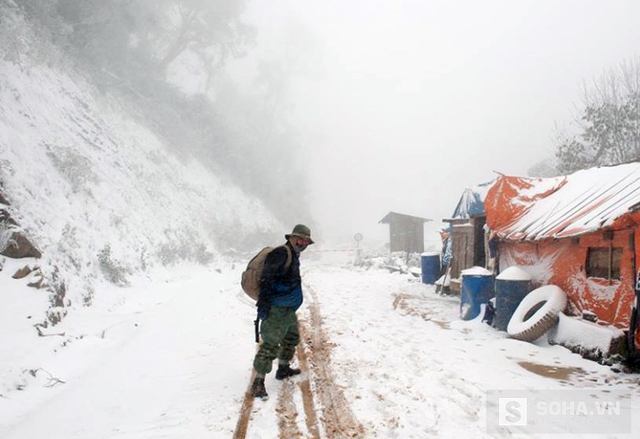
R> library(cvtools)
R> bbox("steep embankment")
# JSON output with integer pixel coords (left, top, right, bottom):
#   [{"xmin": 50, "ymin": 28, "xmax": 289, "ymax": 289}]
[{"xmin": 0, "ymin": 6, "xmax": 282, "ymax": 323}]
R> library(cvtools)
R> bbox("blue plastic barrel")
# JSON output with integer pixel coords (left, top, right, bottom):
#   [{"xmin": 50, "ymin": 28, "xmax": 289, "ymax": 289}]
[
  {"xmin": 493, "ymin": 266, "xmax": 532, "ymax": 331},
  {"xmin": 460, "ymin": 267, "xmax": 495, "ymax": 320},
  {"xmin": 421, "ymin": 252, "xmax": 440, "ymax": 284}
]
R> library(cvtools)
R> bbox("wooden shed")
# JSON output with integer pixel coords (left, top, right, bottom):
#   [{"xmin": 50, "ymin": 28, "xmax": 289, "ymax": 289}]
[
  {"xmin": 379, "ymin": 211, "xmax": 431, "ymax": 253},
  {"xmin": 443, "ymin": 181, "xmax": 494, "ymax": 293}
]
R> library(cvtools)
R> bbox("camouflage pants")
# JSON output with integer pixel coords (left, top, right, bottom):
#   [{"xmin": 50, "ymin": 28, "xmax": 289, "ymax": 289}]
[{"xmin": 253, "ymin": 306, "xmax": 300, "ymax": 375}]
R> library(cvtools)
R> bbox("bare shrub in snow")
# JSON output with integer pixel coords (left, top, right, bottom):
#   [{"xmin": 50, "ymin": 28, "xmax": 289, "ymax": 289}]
[
  {"xmin": 82, "ymin": 286, "xmax": 94, "ymax": 307},
  {"xmin": 98, "ymin": 245, "xmax": 130, "ymax": 286},
  {"xmin": 46, "ymin": 146, "xmax": 97, "ymax": 195},
  {"xmin": 157, "ymin": 240, "xmax": 213, "ymax": 266},
  {"xmin": 157, "ymin": 228, "xmax": 213, "ymax": 266}
]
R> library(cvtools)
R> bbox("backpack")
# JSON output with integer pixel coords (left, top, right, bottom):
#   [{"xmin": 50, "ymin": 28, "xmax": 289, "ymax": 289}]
[{"xmin": 241, "ymin": 245, "xmax": 292, "ymax": 301}]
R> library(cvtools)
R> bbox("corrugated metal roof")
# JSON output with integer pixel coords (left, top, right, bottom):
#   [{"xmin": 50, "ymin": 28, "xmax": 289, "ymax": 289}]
[{"xmin": 485, "ymin": 162, "xmax": 640, "ymax": 241}]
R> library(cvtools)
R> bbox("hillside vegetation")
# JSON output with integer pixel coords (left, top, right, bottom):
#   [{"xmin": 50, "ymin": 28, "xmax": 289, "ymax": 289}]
[{"xmin": 0, "ymin": 2, "xmax": 300, "ymax": 325}]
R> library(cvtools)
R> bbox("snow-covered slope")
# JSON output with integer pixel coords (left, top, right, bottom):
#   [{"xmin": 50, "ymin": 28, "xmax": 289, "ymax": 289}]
[{"xmin": 0, "ymin": 7, "xmax": 282, "ymax": 319}]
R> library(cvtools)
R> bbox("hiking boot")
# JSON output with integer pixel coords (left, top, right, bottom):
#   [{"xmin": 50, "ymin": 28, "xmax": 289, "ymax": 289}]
[
  {"xmin": 251, "ymin": 377, "xmax": 268, "ymax": 400},
  {"xmin": 275, "ymin": 364, "xmax": 302, "ymax": 380}
]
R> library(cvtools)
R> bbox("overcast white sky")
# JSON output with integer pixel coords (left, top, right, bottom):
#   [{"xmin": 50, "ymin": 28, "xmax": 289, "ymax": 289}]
[{"xmin": 230, "ymin": 0, "xmax": 640, "ymax": 248}]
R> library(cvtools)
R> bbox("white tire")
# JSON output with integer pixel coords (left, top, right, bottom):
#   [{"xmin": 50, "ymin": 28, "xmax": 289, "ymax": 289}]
[{"xmin": 507, "ymin": 285, "xmax": 567, "ymax": 342}]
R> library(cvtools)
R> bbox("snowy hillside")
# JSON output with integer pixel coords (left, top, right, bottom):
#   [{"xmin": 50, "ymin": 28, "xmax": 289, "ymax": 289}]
[{"xmin": 0, "ymin": 7, "xmax": 283, "ymax": 327}]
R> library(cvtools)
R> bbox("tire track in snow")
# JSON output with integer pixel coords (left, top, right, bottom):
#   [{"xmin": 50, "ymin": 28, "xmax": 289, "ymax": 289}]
[
  {"xmin": 276, "ymin": 378, "xmax": 305, "ymax": 438},
  {"xmin": 275, "ymin": 336, "xmax": 322, "ymax": 439},
  {"xmin": 232, "ymin": 368, "xmax": 256, "ymax": 439},
  {"xmin": 296, "ymin": 342, "xmax": 321, "ymax": 439},
  {"xmin": 233, "ymin": 324, "xmax": 320, "ymax": 439},
  {"xmin": 301, "ymin": 282, "xmax": 366, "ymax": 439}
]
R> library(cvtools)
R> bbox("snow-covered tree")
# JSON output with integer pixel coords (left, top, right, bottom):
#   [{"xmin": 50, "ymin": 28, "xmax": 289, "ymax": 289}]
[{"xmin": 555, "ymin": 57, "xmax": 640, "ymax": 173}]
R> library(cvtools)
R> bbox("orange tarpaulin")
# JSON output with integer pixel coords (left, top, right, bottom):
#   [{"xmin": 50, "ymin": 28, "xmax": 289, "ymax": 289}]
[
  {"xmin": 486, "ymin": 164, "xmax": 640, "ymax": 241},
  {"xmin": 498, "ymin": 235, "xmax": 634, "ymax": 331},
  {"xmin": 485, "ymin": 164, "xmax": 640, "ymax": 349},
  {"xmin": 485, "ymin": 175, "xmax": 566, "ymax": 238}
]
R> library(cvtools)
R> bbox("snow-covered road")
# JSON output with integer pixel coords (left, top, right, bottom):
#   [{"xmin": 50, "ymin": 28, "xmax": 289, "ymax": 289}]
[
  {"xmin": 303, "ymin": 264, "xmax": 640, "ymax": 438},
  {"xmin": 1, "ymin": 260, "xmax": 639, "ymax": 438}
]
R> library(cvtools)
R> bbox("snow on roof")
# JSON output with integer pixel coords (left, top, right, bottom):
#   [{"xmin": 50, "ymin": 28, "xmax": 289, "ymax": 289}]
[
  {"xmin": 379, "ymin": 211, "xmax": 431, "ymax": 224},
  {"xmin": 485, "ymin": 162, "xmax": 640, "ymax": 240}
]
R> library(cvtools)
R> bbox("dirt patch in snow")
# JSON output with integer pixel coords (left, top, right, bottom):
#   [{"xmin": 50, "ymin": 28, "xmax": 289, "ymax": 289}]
[
  {"xmin": 518, "ymin": 361, "xmax": 586, "ymax": 381},
  {"xmin": 392, "ymin": 292, "xmax": 451, "ymax": 329}
]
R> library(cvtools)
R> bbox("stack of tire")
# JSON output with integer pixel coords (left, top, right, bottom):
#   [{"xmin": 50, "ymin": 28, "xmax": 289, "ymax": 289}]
[{"xmin": 507, "ymin": 285, "xmax": 567, "ymax": 342}]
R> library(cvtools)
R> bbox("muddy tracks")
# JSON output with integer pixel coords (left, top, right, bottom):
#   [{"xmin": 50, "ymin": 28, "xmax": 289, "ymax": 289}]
[{"xmin": 233, "ymin": 283, "xmax": 364, "ymax": 439}]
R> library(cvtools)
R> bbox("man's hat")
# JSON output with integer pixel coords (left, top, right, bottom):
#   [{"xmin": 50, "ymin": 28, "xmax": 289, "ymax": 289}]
[{"xmin": 285, "ymin": 224, "xmax": 314, "ymax": 244}]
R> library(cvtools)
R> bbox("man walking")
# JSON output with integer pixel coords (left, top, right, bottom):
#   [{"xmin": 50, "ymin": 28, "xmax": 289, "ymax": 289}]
[{"xmin": 251, "ymin": 224, "xmax": 314, "ymax": 399}]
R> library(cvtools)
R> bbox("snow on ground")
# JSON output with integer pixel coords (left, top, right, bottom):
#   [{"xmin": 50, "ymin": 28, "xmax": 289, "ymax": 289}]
[
  {"xmin": 1, "ymin": 253, "xmax": 639, "ymax": 439},
  {"xmin": 303, "ymin": 261, "xmax": 639, "ymax": 438}
]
